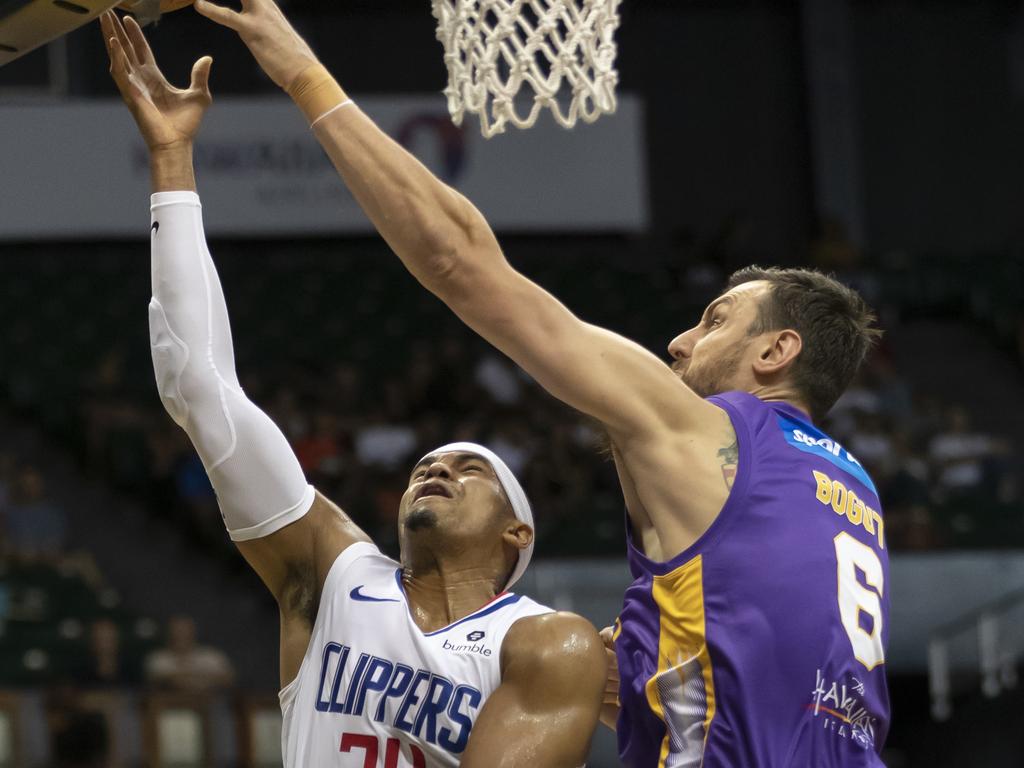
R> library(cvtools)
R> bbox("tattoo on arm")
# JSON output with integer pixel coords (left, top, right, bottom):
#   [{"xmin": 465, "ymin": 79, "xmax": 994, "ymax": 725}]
[{"xmin": 717, "ymin": 440, "xmax": 738, "ymax": 490}]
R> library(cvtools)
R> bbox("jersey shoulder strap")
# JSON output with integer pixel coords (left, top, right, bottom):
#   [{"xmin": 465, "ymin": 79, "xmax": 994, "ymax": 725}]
[
  {"xmin": 488, "ymin": 594, "xmax": 555, "ymax": 648},
  {"xmin": 322, "ymin": 541, "xmax": 400, "ymax": 601}
]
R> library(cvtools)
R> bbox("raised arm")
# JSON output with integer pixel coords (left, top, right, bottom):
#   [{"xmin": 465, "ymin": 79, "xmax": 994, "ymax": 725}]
[
  {"xmin": 460, "ymin": 613, "xmax": 607, "ymax": 767},
  {"xmin": 193, "ymin": 0, "xmax": 720, "ymax": 443},
  {"xmin": 101, "ymin": 11, "xmax": 369, "ymax": 684}
]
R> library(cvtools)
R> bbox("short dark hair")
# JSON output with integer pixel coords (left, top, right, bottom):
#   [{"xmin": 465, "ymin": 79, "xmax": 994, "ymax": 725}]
[{"xmin": 725, "ymin": 266, "xmax": 882, "ymax": 421}]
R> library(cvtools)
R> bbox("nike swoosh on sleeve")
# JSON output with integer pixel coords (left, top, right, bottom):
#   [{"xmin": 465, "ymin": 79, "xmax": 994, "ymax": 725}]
[{"xmin": 349, "ymin": 585, "xmax": 400, "ymax": 603}]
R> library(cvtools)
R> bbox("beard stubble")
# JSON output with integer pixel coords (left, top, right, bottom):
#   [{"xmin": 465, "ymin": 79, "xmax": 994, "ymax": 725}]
[{"xmin": 676, "ymin": 342, "xmax": 747, "ymax": 399}]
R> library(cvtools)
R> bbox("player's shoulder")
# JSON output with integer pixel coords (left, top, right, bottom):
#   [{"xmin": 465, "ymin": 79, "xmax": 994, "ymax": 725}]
[
  {"xmin": 501, "ymin": 611, "xmax": 605, "ymax": 676},
  {"xmin": 321, "ymin": 539, "xmax": 400, "ymax": 595}
]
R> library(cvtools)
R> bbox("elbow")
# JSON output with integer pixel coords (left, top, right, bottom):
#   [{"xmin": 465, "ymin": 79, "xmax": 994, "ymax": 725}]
[
  {"xmin": 416, "ymin": 237, "xmax": 461, "ymax": 292},
  {"xmin": 415, "ymin": 211, "xmax": 493, "ymax": 301},
  {"xmin": 149, "ymin": 299, "xmax": 192, "ymax": 428}
]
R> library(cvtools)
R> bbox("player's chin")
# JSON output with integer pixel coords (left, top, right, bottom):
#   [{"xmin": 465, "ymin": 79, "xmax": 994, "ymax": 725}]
[{"xmin": 403, "ymin": 505, "xmax": 441, "ymax": 532}]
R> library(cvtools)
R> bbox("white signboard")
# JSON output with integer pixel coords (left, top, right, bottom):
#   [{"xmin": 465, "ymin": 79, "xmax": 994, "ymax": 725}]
[{"xmin": 0, "ymin": 95, "xmax": 647, "ymax": 238}]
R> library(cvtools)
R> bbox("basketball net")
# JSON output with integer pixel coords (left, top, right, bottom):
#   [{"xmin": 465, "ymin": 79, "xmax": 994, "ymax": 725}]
[{"xmin": 431, "ymin": 0, "xmax": 623, "ymax": 138}]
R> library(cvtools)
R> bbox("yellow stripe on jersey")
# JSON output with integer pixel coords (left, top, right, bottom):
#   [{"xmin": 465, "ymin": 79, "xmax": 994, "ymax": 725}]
[{"xmin": 644, "ymin": 554, "xmax": 716, "ymax": 768}]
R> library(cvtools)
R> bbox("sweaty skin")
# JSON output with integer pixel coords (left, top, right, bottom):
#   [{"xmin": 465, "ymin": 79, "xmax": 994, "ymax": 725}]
[
  {"xmin": 101, "ymin": 11, "xmax": 605, "ymax": 765},
  {"xmin": 187, "ymin": 1, "xmax": 817, "ymax": 735}
]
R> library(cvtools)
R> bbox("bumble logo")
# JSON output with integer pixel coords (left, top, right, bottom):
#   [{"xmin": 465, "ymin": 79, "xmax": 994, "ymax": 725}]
[{"xmin": 442, "ymin": 631, "xmax": 492, "ymax": 656}]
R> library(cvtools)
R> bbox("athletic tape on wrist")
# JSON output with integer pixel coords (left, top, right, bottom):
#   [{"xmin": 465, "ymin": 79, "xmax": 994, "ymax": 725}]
[
  {"xmin": 311, "ymin": 99, "xmax": 355, "ymax": 128},
  {"xmin": 286, "ymin": 63, "xmax": 349, "ymax": 126}
]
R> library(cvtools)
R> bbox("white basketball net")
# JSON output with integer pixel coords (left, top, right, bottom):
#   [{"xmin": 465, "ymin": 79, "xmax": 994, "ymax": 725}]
[{"xmin": 431, "ymin": 0, "xmax": 623, "ymax": 138}]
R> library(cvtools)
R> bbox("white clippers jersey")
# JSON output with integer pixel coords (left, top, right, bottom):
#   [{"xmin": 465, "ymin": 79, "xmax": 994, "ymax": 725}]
[{"xmin": 280, "ymin": 542, "xmax": 553, "ymax": 767}]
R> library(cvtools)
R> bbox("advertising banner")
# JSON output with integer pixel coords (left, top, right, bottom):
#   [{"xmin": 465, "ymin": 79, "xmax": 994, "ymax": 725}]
[{"xmin": 0, "ymin": 95, "xmax": 647, "ymax": 238}]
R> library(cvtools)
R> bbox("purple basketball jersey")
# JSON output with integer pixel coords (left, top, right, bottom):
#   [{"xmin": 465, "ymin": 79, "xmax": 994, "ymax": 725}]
[{"xmin": 615, "ymin": 392, "xmax": 890, "ymax": 767}]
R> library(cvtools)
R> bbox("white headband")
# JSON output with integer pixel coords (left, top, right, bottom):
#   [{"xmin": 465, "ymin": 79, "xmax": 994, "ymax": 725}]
[{"xmin": 418, "ymin": 441, "xmax": 534, "ymax": 590}]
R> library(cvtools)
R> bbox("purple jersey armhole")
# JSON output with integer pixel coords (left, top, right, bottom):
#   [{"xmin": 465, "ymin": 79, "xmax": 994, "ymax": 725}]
[{"xmin": 626, "ymin": 393, "xmax": 757, "ymax": 575}]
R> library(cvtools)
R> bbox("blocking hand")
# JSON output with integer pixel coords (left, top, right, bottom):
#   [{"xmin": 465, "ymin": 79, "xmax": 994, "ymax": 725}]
[
  {"xmin": 194, "ymin": 0, "xmax": 318, "ymax": 90},
  {"xmin": 101, "ymin": 11, "xmax": 212, "ymax": 152}
]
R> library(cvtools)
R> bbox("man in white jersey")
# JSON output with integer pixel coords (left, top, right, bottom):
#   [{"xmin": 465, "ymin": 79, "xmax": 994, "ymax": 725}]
[{"xmin": 100, "ymin": 12, "xmax": 606, "ymax": 767}]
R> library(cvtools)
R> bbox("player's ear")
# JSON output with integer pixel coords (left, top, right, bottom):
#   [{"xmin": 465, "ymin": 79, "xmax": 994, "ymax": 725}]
[
  {"xmin": 502, "ymin": 522, "xmax": 533, "ymax": 551},
  {"xmin": 752, "ymin": 329, "xmax": 802, "ymax": 377}
]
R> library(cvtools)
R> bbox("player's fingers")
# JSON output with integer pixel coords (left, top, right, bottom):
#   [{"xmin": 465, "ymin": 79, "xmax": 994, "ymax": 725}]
[
  {"xmin": 598, "ymin": 625, "xmax": 616, "ymax": 648},
  {"xmin": 190, "ymin": 56, "xmax": 213, "ymax": 96},
  {"xmin": 100, "ymin": 12, "xmax": 124, "ymax": 64},
  {"xmin": 108, "ymin": 38, "xmax": 137, "ymax": 98},
  {"xmin": 123, "ymin": 15, "xmax": 157, "ymax": 67},
  {"xmin": 193, "ymin": 0, "xmax": 243, "ymax": 30},
  {"xmin": 99, "ymin": 12, "xmax": 115, "ymax": 61},
  {"xmin": 109, "ymin": 38, "xmax": 133, "ymax": 82},
  {"xmin": 109, "ymin": 11, "xmax": 143, "ymax": 68}
]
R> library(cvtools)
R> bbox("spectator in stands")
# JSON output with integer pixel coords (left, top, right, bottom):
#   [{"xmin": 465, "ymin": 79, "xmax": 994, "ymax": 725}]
[
  {"xmin": 69, "ymin": 618, "xmax": 141, "ymax": 689},
  {"xmin": 879, "ymin": 432, "xmax": 938, "ymax": 550},
  {"xmin": 46, "ymin": 684, "xmax": 110, "ymax": 768},
  {"xmin": 928, "ymin": 406, "xmax": 1009, "ymax": 502},
  {"xmin": 5, "ymin": 465, "xmax": 68, "ymax": 561},
  {"xmin": 49, "ymin": 709, "xmax": 109, "ymax": 768},
  {"xmin": 355, "ymin": 404, "xmax": 418, "ymax": 470},
  {"xmin": 475, "ymin": 353, "xmax": 524, "ymax": 406},
  {"xmin": 145, "ymin": 615, "xmax": 235, "ymax": 693},
  {"xmin": 294, "ymin": 408, "xmax": 345, "ymax": 478},
  {"xmin": 847, "ymin": 411, "xmax": 897, "ymax": 478},
  {"xmin": 173, "ymin": 451, "xmax": 221, "ymax": 547}
]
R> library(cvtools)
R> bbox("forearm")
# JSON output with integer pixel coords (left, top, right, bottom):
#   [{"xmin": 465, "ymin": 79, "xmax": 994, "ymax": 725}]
[
  {"xmin": 303, "ymin": 77, "xmax": 499, "ymax": 294},
  {"xmin": 149, "ymin": 192, "xmax": 314, "ymax": 541},
  {"xmin": 149, "ymin": 144, "xmax": 197, "ymax": 193}
]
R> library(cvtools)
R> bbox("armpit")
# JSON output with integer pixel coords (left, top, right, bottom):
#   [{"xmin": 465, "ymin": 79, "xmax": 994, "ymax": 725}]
[{"xmin": 281, "ymin": 560, "xmax": 319, "ymax": 628}]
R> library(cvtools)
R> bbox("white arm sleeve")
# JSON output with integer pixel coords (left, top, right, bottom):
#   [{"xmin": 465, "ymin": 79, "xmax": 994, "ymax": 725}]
[{"xmin": 149, "ymin": 191, "xmax": 315, "ymax": 541}]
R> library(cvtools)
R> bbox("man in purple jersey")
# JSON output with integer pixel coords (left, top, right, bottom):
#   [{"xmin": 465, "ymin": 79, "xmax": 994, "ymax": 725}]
[{"xmin": 192, "ymin": 2, "xmax": 890, "ymax": 764}]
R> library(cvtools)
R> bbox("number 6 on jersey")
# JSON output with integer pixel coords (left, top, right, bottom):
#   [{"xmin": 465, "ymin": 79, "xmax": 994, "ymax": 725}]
[{"xmin": 834, "ymin": 532, "xmax": 885, "ymax": 670}]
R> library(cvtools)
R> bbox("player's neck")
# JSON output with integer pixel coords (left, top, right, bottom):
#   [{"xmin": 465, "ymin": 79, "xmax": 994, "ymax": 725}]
[
  {"xmin": 401, "ymin": 564, "xmax": 503, "ymax": 634},
  {"xmin": 748, "ymin": 384, "xmax": 812, "ymax": 422}
]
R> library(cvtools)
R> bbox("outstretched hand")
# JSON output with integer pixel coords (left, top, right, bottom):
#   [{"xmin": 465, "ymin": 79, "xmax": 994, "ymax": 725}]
[
  {"xmin": 193, "ymin": 0, "xmax": 318, "ymax": 90},
  {"xmin": 101, "ymin": 11, "xmax": 212, "ymax": 152}
]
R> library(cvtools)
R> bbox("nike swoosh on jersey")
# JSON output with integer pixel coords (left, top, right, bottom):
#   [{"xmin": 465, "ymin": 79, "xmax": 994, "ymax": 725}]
[{"xmin": 349, "ymin": 585, "xmax": 400, "ymax": 603}]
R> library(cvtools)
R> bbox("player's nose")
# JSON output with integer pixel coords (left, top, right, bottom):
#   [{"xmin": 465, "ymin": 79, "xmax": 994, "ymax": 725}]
[
  {"xmin": 667, "ymin": 329, "xmax": 696, "ymax": 361},
  {"xmin": 424, "ymin": 460, "xmax": 454, "ymax": 480}
]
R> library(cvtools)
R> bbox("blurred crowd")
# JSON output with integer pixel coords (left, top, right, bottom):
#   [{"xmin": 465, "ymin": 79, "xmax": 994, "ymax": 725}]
[
  {"xmin": 828, "ymin": 354, "xmax": 1018, "ymax": 549},
  {"xmin": 0, "ymin": 228, "xmax": 1019, "ymax": 567},
  {"xmin": 4, "ymin": 328, "xmax": 1014, "ymax": 572},
  {"xmin": 74, "ymin": 340, "xmax": 625, "ymax": 563},
  {"xmin": 0, "ymin": 542, "xmax": 234, "ymax": 767},
  {"xmin": 0, "ymin": 457, "xmax": 235, "ymax": 766}
]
